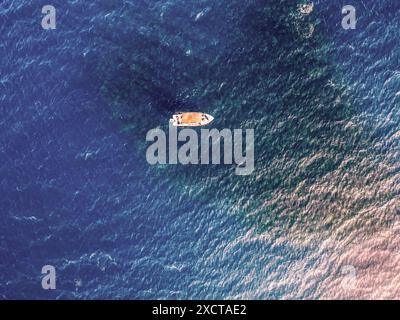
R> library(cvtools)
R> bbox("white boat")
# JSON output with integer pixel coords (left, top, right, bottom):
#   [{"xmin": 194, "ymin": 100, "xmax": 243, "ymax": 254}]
[{"xmin": 170, "ymin": 112, "xmax": 214, "ymax": 127}]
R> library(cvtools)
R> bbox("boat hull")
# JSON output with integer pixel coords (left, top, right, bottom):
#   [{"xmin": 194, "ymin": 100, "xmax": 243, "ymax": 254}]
[{"xmin": 170, "ymin": 112, "xmax": 214, "ymax": 127}]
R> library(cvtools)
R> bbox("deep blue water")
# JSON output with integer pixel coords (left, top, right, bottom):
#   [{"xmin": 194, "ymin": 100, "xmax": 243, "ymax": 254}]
[{"xmin": 1, "ymin": 0, "xmax": 399, "ymax": 299}]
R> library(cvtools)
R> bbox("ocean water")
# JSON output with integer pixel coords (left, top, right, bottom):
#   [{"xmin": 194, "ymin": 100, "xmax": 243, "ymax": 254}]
[{"xmin": 0, "ymin": 0, "xmax": 399, "ymax": 299}]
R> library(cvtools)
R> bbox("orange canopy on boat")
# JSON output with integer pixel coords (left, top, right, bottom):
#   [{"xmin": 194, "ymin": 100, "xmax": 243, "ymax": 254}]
[{"xmin": 180, "ymin": 112, "xmax": 203, "ymax": 124}]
